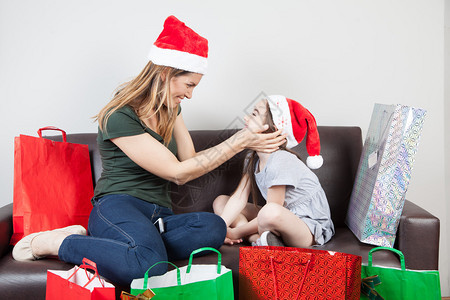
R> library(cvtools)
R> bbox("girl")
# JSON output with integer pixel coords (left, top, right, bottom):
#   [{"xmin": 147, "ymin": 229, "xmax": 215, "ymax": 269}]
[
  {"xmin": 214, "ymin": 95, "xmax": 334, "ymax": 247},
  {"xmin": 12, "ymin": 16, "xmax": 286, "ymax": 285}
]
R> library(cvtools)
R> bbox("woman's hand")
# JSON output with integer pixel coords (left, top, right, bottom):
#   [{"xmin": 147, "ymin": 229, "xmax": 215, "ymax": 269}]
[{"xmin": 236, "ymin": 127, "xmax": 287, "ymax": 153}]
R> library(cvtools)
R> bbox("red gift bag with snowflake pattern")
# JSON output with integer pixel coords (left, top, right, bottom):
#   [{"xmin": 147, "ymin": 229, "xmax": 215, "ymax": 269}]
[{"xmin": 239, "ymin": 246, "xmax": 361, "ymax": 300}]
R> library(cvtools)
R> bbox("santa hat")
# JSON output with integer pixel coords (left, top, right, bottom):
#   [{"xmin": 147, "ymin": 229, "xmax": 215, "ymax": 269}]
[
  {"xmin": 148, "ymin": 15, "xmax": 208, "ymax": 74},
  {"xmin": 267, "ymin": 95, "xmax": 323, "ymax": 169}
]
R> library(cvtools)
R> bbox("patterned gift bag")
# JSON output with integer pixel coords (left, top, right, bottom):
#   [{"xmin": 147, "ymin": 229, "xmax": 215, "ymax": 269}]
[
  {"xmin": 346, "ymin": 103, "xmax": 426, "ymax": 247},
  {"xmin": 239, "ymin": 246, "xmax": 361, "ymax": 300}
]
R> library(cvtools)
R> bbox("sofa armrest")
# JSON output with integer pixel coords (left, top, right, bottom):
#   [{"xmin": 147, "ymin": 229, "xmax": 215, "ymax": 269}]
[
  {"xmin": 396, "ymin": 200, "xmax": 440, "ymax": 270},
  {"xmin": 0, "ymin": 203, "xmax": 13, "ymax": 257}
]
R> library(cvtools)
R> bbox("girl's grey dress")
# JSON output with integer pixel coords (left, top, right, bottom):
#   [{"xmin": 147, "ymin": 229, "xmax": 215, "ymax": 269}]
[{"xmin": 254, "ymin": 150, "xmax": 335, "ymax": 245}]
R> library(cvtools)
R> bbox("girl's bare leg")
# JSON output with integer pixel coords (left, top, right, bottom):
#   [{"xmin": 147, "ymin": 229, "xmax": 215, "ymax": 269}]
[{"xmin": 257, "ymin": 202, "xmax": 314, "ymax": 247}]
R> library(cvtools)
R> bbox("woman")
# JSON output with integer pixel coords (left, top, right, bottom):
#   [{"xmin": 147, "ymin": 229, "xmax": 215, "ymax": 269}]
[{"xmin": 12, "ymin": 16, "xmax": 285, "ymax": 285}]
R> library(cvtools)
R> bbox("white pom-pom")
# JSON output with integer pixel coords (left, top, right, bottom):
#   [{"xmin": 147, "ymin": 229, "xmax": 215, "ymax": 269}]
[{"xmin": 306, "ymin": 155, "xmax": 323, "ymax": 169}]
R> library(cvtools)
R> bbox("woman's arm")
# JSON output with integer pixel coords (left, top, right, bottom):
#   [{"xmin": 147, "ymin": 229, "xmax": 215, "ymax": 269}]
[
  {"xmin": 173, "ymin": 113, "xmax": 287, "ymax": 161},
  {"xmin": 111, "ymin": 127, "xmax": 281, "ymax": 185},
  {"xmin": 218, "ymin": 174, "xmax": 252, "ymax": 226},
  {"xmin": 172, "ymin": 113, "xmax": 196, "ymax": 161}
]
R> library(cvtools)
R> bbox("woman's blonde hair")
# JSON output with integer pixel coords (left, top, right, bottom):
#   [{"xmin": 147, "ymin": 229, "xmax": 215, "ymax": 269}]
[{"xmin": 94, "ymin": 61, "xmax": 190, "ymax": 145}]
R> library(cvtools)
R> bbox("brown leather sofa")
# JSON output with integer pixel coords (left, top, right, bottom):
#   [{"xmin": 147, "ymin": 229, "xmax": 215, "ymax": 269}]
[{"xmin": 0, "ymin": 127, "xmax": 440, "ymax": 299}]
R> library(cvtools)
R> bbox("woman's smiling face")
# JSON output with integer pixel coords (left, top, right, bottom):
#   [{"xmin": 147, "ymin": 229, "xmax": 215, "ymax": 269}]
[{"xmin": 168, "ymin": 73, "xmax": 203, "ymax": 108}]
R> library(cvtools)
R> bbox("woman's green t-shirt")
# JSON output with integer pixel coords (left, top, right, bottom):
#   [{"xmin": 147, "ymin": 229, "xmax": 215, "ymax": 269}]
[{"xmin": 93, "ymin": 105, "xmax": 179, "ymax": 208}]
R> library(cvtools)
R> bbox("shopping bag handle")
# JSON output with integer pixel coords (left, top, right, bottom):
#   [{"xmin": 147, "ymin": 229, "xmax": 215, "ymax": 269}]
[
  {"xmin": 368, "ymin": 247, "xmax": 406, "ymax": 271},
  {"xmin": 269, "ymin": 254, "xmax": 312, "ymax": 300},
  {"xmin": 67, "ymin": 257, "xmax": 106, "ymax": 288},
  {"xmin": 79, "ymin": 257, "xmax": 99, "ymax": 274},
  {"xmin": 37, "ymin": 126, "xmax": 67, "ymax": 142},
  {"xmin": 187, "ymin": 247, "xmax": 221, "ymax": 274},
  {"xmin": 143, "ymin": 261, "xmax": 181, "ymax": 289}
]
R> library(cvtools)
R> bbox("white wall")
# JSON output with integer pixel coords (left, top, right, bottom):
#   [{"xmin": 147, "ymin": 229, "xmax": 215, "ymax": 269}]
[{"xmin": 1, "ymin": 0, "xmax": 447, "ymax": 295}]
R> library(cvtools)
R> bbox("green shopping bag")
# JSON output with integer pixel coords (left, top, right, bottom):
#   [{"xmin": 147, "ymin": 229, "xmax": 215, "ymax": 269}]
[
  {"xmin": 130, "ymin": 247, "xmax": 234, "ymax": 299},
  {"xmin": 361, "ymin": 247, "xmax": 441, "ymax": 300}
]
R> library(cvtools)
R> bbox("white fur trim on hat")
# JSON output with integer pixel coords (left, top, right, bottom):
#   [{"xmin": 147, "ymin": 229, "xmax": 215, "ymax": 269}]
[
  {"xmin": 148, "ymin": 45, "xmax": 208, "ymax": 74},
  {"xmin": 267, "ymin": 95, "xmax": 298, "ymax": 148},
  {"xmin": 306, "ymin": 155, "xmax": 323, "ymax": 169}
]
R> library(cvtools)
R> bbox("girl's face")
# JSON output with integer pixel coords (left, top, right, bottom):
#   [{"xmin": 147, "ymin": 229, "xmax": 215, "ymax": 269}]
[
  {"xmin": 244, "ymin": 99, "xmax": 270, "ymax": 132},
  {"xmin": 168, "ymin": 73, "xmax": 203, "ymax": 108}
]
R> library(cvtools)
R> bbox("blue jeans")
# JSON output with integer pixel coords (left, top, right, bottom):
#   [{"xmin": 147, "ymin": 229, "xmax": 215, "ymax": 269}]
[{"xmin": 58, "ymin": 194, "xmax": 226, "ymax": 285}]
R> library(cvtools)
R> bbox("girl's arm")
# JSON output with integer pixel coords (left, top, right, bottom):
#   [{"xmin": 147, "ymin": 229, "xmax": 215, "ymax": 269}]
[
  {"xmin": 227, "ymin": 218, "xmax": 258, "ymax": 240},
  {"xmin": 266, "ymin": 185, "xmax": 286, "ymax": 206},
  {"xmin": 112, "ymin": 122, "xmax": 284, "ymax": 185},
  {"xmin": 219, "ymin": 174, "xmax": 252, "ymax": 226}
]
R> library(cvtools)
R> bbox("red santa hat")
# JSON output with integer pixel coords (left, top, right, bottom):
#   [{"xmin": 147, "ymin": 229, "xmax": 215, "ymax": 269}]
[
  {"xmin": 148, "ymin": 16, "xmax": 208, "ymax": 74},
  {"xmin": 267, "ymin": 95, "xmax": 323, "ymax": 169}
]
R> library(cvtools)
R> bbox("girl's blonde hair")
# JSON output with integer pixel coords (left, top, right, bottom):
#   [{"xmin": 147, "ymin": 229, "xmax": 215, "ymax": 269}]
[
  {"xmin": 94, "ymin": 61, "xmax": 190, "ymax": 145},
  {"xmin": 243, "ymin": 100, "xmax": 302, "ymax": 207}
]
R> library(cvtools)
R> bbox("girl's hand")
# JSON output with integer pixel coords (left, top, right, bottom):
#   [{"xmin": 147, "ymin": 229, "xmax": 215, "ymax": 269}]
[
  {"xmin": 237, "ymin": 127, "xmax": 287, "ymax": 153},
  {"xmin": 224, "ymin": 227, "xmax": 243, "ymax": 245},
  {"xmin": 224, "ymin": 237, "xmax": 243, "ymax": 245}
]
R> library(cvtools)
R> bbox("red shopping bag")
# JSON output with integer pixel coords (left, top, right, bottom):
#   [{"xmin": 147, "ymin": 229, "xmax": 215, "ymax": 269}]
[
  {"xmin": 239, "ymin": 246, "xmax": 361, "ymax": 300},
  {"xmin": 46, "ymin": 258, "xmax": 115, "ymax": 300},
  {"xmin": 11, "ymin": 127, "xmax": 93, "ymax": 245}
]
